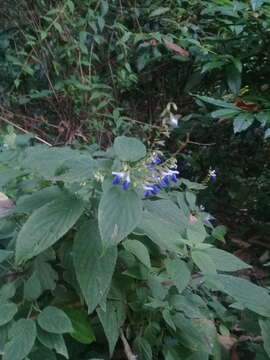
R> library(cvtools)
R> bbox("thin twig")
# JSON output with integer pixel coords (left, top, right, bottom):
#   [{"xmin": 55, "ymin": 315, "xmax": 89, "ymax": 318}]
[
  {"xmin": 0, "ymin": 117, "xmax": 52, "ymax": 146},
  {"xmin": 188, "ymin": 140, "xmax": 216, "ymax": 146},
  {"xmin": 120, "ymin": 328, "xmax": 137, "ymax": 360}
]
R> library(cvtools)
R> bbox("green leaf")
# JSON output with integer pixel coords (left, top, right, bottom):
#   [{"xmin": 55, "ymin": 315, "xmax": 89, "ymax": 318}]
[
  {"xmin": 211, "ymin": 108, "xmax": 241, "ymax": 119},
  {"xmin": 226, "ymin": 64, "xmax": 241, "ymax": 94},
  {"xmin": 233, "ymin": 113, "xmax": 254, "ymax": 133},
  {"xmin": 37, "ymin": 328, "xmax": 68, "ymax": 358},
  {"xmin": 206, "ymin": 274, "xmax": 270, "ymax": 317},
  {"xmin": 113, "ymin": 136, "xmax": 146, "ymax": 162},
  {"xmin": 62, "ymin": 308, "xmax": 95, "ymax": 344},
  {"xmin": 150, "ymin": 7, "xmax": 170, "ymax": 17},
  {"xmin": 250, "ymin": 0, "xmax": 264, "ymax": 11},
  {"xmin": 144, "ymin": 199, "xmax": 188, "ymax": 235},
  {"xmin": 0, "ymin": 303, "xmax": 17, "ymax": 326},
  {"xmin": 97, "ymin": 300, "xmax": 126, "ymax": 357},
  {"xmin": 0, "ymin": 250, "xmax": 13, "ymax": 264},
  {"xmin": 265, "ymin": 128, "xmax": 270, "ymax": 139},
  {"xmin": 259, "ymin": 318, "xmax": 270, "ymax": 357},
  {"xmin": 3, "ymin": 319, "xmax": 36, "ymax": 360},
  {"xmin": 37, "ymin": 306, "xmax": 73, "ymax": 334},
  {"xmin": 192, "ymin": 250, "xmax": 217, "ymax": 274},
  {"xmin": 187, "ymin": 220, "xmax": 207, "ymax": 243},
  {"xmin": 173, "ymin": 314, "xmax": 212, "ymax": 353},
  {"xmin": 137, "ymin": 213, "xmax": 186, "ymax": 253},
  {"xmin": 133, "ymin": 337, "xmax": 152, "ymax": 360},
  {"xmin": 24, "ymin": 272, "xmax": 42, "ymax": 301},
  {"xmin": 164, "ymin": 258, "xmax": 191, "ymax": 293},
  {"xmin": 162, "ymin": 309, "xmax": 176, "ymax": 330},
  {"xmin": 16, "ymin": 186, "xmax": 64, "ymax": 213},
  {"xmin": 98, "ymin": 187, "xmax": 142, "ymax": 247},
  {"xmin": 73, "ymin": 220, "xmax": 117, "ymax": 313},
  {"xmin": 123, "ymin": 239, "xmax": 151, "ymax": 267},
  {"xmin": 22, "ymin": 146, "xmax": 96, "ymax": 182},
  {"xmin": 212, "ymin": 225, "xmax": 227, "ymax": 242},
  {"xmin": 195, "ymin": 95, "xmax": 239, "ymax": 109},
  {"xmin": 205, "ymin": 248, "xmax": 251, "ymax": 272},
  {"xmin": 0, "ymin": 323, "xmax": 11, "ymax": 353},
  {"xmin": 15, "ymin": 194, "xmax": 84, "ymax": 264}
]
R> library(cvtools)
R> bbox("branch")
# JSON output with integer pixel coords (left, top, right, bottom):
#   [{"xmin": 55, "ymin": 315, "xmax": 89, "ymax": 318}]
[
  {"xmin": 120, "ymin": 328, "xmax": 137, "ymax": 360},
  {"xmin": 0, "ymin": 116, "xmax": 52, "ymax": 147}
]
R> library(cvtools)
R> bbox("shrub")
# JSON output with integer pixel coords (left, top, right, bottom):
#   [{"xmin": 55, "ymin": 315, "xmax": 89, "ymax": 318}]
[{"xmin": 0, "ymin": 135, "xmax": 270, "ymax": 359}]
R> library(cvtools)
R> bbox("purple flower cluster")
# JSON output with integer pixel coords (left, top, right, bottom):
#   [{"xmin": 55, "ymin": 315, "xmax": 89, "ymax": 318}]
[{"xmin": 111, "ymin": 154, "xmax": 179, "ymax": 198}]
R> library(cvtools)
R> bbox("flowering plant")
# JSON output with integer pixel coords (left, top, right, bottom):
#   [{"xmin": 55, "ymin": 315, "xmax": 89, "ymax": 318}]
[{"xmin": 0, "ymin": 135, "xmax": 269, "ymax": 360}]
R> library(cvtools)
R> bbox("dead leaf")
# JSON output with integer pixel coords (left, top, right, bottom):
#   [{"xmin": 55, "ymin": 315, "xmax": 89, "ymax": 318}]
[
  {"xmin": 234, "ymin": 99, "xmax": 259, "ymax": 112},
  {"xmin": 164, "ymin": 39, "xmax": 189, "ymax": 57}
]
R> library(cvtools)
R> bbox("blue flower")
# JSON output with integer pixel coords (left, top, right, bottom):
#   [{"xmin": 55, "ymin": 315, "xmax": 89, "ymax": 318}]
[
  {"xmin": 122, "ymin": 174, "xmax": 131, "ymax": 190},
  {"xmin": 160, "ymin": 167, "xmax": 179, "ymax": 187},
  {"xmin": 112, "ymin": 171, "xmax": 124, "ymax": 185},
  {"xmin": 151, "ymin": 184, "xmax": 159, "ymax": 194},
  {"xmin": 160, "ymin": 176, "xmax": 170, "ymax": 187},
  {"xmin": 152, "ymin": 156, "xmax": 161, "ymax": 164},
  {"xmin": 143, "ymin": 184, "xmax": 159, "ymax": 198},
  {"xmin": 210, "ymin": 169, "xmax": 217, "ymax": 180}
]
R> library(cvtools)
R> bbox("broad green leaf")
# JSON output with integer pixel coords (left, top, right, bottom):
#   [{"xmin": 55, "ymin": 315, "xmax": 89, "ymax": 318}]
[
  {"xmin": 212, "ymin": 225, "xmax": 227, "ymax": 242},
  {"xmin": 29, "ymin": 347, "xmax": 57, "ymax": 360},
  {"xmin": 113, "ymin": 136, "xmax": 146, "ymax": 162},
  {"xmin": 169, "ymin": 295, "xmax": 204, "ymax": 318},
  {"xmin": 73, "ymin": 220, "xmax": 117, "ymax": 313},
  {"xmin": 97, "ymin": 300, "xmax": 126, "ymax": 357},
  {"xmin": 37, "ymin": 328, "xmax": 68, "ymax": 358},
  {"xmin": 150, "ymin": 7, "xmax": 170, "ymax": 17},
  {"xmin": 211, "ymin": 108, "xmax": 240, "ymax": 119},
  {"xmin": 147, "ymin": 273, "xmax": 168, "ymax": 300},
  {"xmin": 0, "ymin": 303, "xmax": 17, "ymax": 326},
  {"xmin": 164, "ymin": 258, "xmax": 191, "ymax": 293},
  {"xmin": 233, "ymin": 113, "xmax": 254, "ymax": 133},
  {"xmin": 0, "ymin": 250, "xmax": 13, "ymax": 263},
  {"xmin": 137, "ymin": 213, "xmax": 186, "ymax": 253},
  {"xmin": 62, "ymin": 308, "xmax": 95, "ymax": 344},
  {"xmin": 0, "ymin": 323, "xmax": 12, "ymax": 353},
  {"xmin": 162, "ymin": 309, "xmax": 176, "ymax": 330},
  {"xmin": 226, "ymin": 64, "xmax": 241, "ymax": 94},
  {"xmin": 24, "ymin": 272, "xmax": 42, "ymax": 301},
  {"xmin": 144, "ymin": 199, "xmax": 188, "ymax": 235},
  {"xmin": 133, "ymin": 337, "xmax": 152, "ymax": 360},
  {"xmin": 192, "ymin": 250, "xmax": 217, "ymax": 274},
  {"xmin": 22, "ymin": 146, "xmax": 96, "ymax": 181},
  {"xmin": 250, "ymin": 0, "xmax": 264, "ymax": 11},
  {"xmin": 0, "ymin": 283, "xmax": 16, "ymax": 302},
  {"xmin": 205, "ymin": 248, "xmax": 251, "ymax": 272},
  {"xmin": 123, "ymin": 239, "xmax": 151, "ymax": 268},
  {"xmin": 34, "ymin": 259, "xmax": 58, "ymax": 292},
  {"xmin": 3, "ymin": 319, "xmax": 36, "ymax": 360},
  {"xmin": 15, "ymin": 194, "xmax": 84, "ymax": 264},
  {"xmin": 195, "ymin": 95, "xmax": 239, "ymax": 109},
  {"xmin": 259, "ymin": 318, "xmax": 270, "ymax": 357},
  {"xmin": 16, "ymin": 186, "xmax": 63, "ymax": 213},
  {"xmin": 98, "ymin": 187, "xmax": 142, "ymax": 247},
  {"xmin": 37, "ymin": 306, "xmax": 73, "ymax": 334},
  {"xmin": 187, "ymin": 220, "xmax": 207, "ymax": 243},
  {"xmin": 205, "ymin": 274, "xmax": 270, "ymax": 317},
  {"xmin": 173, "ymin": 314, "xmax": 212, "ymax": 353},
  {"xmin": 264, "ymin": 128, "xmax": 270, "ymax": 139}
]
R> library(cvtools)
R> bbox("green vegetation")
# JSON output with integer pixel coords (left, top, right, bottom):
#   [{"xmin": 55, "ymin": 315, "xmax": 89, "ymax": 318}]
[{"xmin": 0, "ymin": 0, "xmax": 270, "ymax": 359}]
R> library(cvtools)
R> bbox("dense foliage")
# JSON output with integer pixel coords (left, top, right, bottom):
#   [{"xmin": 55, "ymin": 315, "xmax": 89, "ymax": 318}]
[
  {"xmin": 0, "ymin": 135, "xmax": 269, "ymax": 360},
  {"xmin": 1, "ymin": 0, "xmax": 270, "ymax": 359}
]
